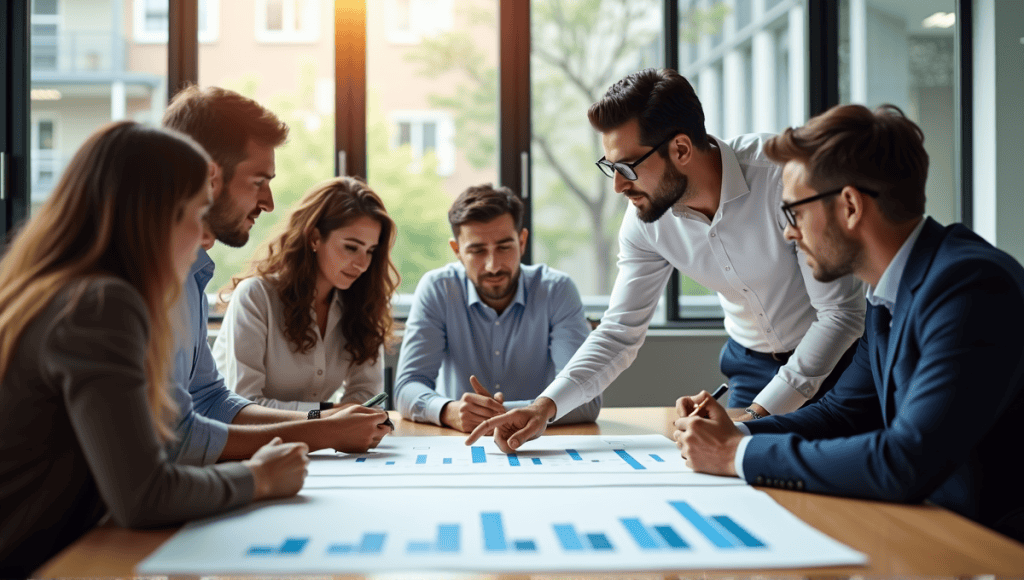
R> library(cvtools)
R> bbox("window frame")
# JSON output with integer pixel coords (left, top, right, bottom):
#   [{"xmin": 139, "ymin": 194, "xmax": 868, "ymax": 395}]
[
  {"xmin": 133, "ymin": 0, "xmax": 219, "ymax": 44},
  {"xmin": 254, "ymin": 0, "xmax": 321, "ymax": 44}
]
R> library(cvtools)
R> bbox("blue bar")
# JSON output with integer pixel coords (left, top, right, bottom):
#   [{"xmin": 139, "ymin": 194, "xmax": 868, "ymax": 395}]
[
  {"xmin": 587, "ymin": 533, "xmax": 613, "ymax": 551},
  {"xmin": 620, "ymin": 518, "xmax": 658, "ymax": 549},
  {"xmin": 356, "ymin": 457, "xmax": 366, "ymax": 463},
  {"xmin": 481, "ymin": 512, "xmax": 507, "ymax": 551},
  {"xmin": 553, "ymin": 524, "xmax": 583, "ymax": 551},
  {"xmin": 416, "ymin": 455, "xmax": 427, "ymax": 464},
  {"xmin": 532, "ymin": 457, "xmax": 542, "ymax": 465},
  {"xmin": 386, "ymin": 461, "xmax": 395, "ymax": 465},
  {"xmin": 650, "ymin": 454, "xmax": 665, "ymax": 462},
  {"xmin": 247, "ymin": 546, "xmax": 274, "ymax": 555},
  {"xmin": 279, "ymin": 537, "xmax": 309, "ymax": 554},
  {"xmin": 407, "ymin": 541, "xmax": 431, "ymax": 553},
  {"xmin": 670, "ymin": 501, "xmax": 735, "ymax": 548},
  {"xmin": 654, "ymin": 525, "xmax": 689, "ymax": 549},
  {"xmin": 359, "ymin": 532, "xmax": 386, "ymax": 553},
  {"xmin": 327, "ymin": 544, "xmax": 353, "ymax": 554},
  {"xmin": 507, "ymin": 454, "xmax": 520, "ymax": 466},
  {"xmin": 614, "ymin": 449, "xmax": 646, "ymax": 470},
  {"xmin": 471, "ymin": 446, "xmax": 487, "ymax": 463},
  {"xmin": 437, "ymin": 524, "xmax": 460, "ymax": 553},
  {"xmin": 566, "ymin": 449, "xmax": 582, "ymax": 461},
  {"xmin": 712, "ymin": 516, "xmax": 766, "ymax": 548},
  {"xmin": 443, "ymin": 457, "xmax": 452, "ymax": 464},
  {"xmin": 515, "ymin": 540, "xmax": 537, "ymax": 551}
]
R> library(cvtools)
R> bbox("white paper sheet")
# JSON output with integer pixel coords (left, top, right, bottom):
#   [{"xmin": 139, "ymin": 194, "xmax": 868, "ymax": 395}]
[{"xmin": 138, "ymin": 486, "xmax": 867, "ymax": 574}]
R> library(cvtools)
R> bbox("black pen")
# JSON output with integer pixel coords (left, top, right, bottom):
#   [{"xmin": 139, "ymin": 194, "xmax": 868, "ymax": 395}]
[{"xmin": 689, "ymin": 383, "xmax": 729, "ymax": 417}]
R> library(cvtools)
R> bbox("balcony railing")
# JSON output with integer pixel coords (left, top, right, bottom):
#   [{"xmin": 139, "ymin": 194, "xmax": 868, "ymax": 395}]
[{"xmin": 31, "ymin": 30, "xmax": 126, "ymax": 75}]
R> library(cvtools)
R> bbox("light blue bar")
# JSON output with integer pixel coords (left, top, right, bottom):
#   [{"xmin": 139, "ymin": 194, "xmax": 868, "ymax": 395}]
[
  {"xmin": 515, "ymin": 540, "xmax": 536, "ymax": 551},
  {"xmin": 553, "ymin": 524, "xmax": 583, "ymax": 551},
  {"xmin": 650, "ymin": 454, "xmax": 665, "ymax": 462},
  {"xmin": 416, "ymin": 455, "xmax": 427, "ymax": 464},
  {"xmin": 407, "ymin": 541, "xmax": 431, "ymax": 553},
  {"xmin": 507, "ymin": 454, "xmax": 520, "ymax": 466},
  {"xmin": 359, "ymin": 532, "xmax": 386, "ymax": 553},
  {"xmin": 443, "ymin": 457, "xmax": 452, "ymax": 464},
  {"xmin": 356, "ymin": 457, "xmax": 366, "ymax": 463},
  {"xmin": 437, "ymin": 524, "xmax": 460, "ymax": 553},
  {"xmin": 481, "ymin": 512, "xmax": 507, "ymax": 551},
  {"xmin": 386, "ymin": 461, "xmax": 395, "ymax": 465},
  {"xmin": 532, "ymin": 457, "xmax": 542, "ymax": 465},
  {"xmin": 471, "ymin": 446, "xmax": 486, "ymax": 463},
  {"xmin": 279, "ymin": 537, "xmax": 309, "ymax": 554},
  {"xmin": 614, "ymin": 449, "xmax": 646, "ymax": 470},
  {"xmin": 327, "ymin": 544, "xmax": 353, "ymax": 554},
  {"xmin": 670, "ymin": 501, "xmax": 735, "ymax": 548},
  {"xmin": 654, "ymin": 525, "xmax": 689, "ymax": 549},
  {"xmin": 247, "ymin": 546, "xmax": 274, "ymax": 555},
  {"xmin": 566, "ymin": 449, "xmax": 582, "ymax": 461},
  {"xmin": 620, "ymin": 518, "xmax": 658, "ymax": 549},
  {"xmin": 587, "ymin": 533, "xmax": 613, "ymax": 551},
  {"xmin": 712, "ymin": 516, "xmax": 766, "ymax": 548}
]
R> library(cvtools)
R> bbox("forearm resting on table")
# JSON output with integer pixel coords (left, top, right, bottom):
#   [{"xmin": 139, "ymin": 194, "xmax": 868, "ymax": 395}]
[
  {"xmin": 231, "ymin": 402, "xmax": 305, "ymax": 424},
  {"xmin": 219, "ymin": 420, "xmax": 328, "ymax": 460}
]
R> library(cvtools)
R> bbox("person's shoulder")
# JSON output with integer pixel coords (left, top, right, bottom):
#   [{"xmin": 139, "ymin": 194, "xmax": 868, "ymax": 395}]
[
  {"xmin": 934, "ymin": 223, "xmax": 1024, "ymax": 283},
  {"xmin": 722, "ymin": 132, "xmax": 775, "ymax": 158},
  {"xmin": 417, "ymin": 263, "xmax": 465, "ymax": 288},
  {"xmin": 47, "ymin": 276, "xmax": 149, "ymax": 338},
  {"xmin": 525, "ymin": 263, "xmax": 576, "ymax": 288}
]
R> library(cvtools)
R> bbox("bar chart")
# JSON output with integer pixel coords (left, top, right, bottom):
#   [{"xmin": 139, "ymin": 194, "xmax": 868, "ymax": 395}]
[
  {"xmin": 142, "ymin": 484, "xmax": 866, "ymax": 574},
  {"xmin": 308, "ymin": 435, "xmax": 697, "ymax": 477}
]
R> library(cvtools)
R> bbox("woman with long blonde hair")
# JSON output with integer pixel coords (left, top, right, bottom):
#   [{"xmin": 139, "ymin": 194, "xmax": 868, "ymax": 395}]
[
  {"xmin": 214, "ymin": 177, "xmax": 398, "ymax": 430},
  {"xmin": 0, "ymin": 121, "xmax": 308, "ymax": 578}
]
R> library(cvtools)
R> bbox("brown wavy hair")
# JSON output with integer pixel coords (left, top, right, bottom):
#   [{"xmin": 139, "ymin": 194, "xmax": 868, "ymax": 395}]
[
  {"xmin": 0, "ymin": 121, "xmax": 210, "ymax": 443},
  {"xmin": 235, "ymin": 177, "xmax": 399, "ymax": 364}
]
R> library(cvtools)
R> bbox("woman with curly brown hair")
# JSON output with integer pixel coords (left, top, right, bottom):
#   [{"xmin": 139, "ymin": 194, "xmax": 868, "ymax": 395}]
[{"xmin": 213, "ymin": 177, "xmax": 399, "ymax": 425}]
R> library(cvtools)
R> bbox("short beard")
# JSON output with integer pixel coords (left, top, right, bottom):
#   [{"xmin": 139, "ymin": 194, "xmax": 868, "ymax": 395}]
[
  {"xmin": 474, "ymin": 268, "xmax": 520, "ymax": 304},
  {"xmin": 636, "ymin": 162, "xmax": 689, "ymax": 223},
  {"xmin": 810, "ymin": 211, "xmax": 861, "ymax": 282},
  {"xmin": 204, "ymin": 192, "xmax": 251, "ymax": 248}
]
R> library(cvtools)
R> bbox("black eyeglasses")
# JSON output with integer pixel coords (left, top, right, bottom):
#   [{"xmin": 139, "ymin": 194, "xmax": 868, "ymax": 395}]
[
  {"xmin": 595, "ymin": 133, "xmax": 675, "ymax": 181},
  {"xmin": 780, "ymin": 186, "xmax": 880, "ymax": 229}
]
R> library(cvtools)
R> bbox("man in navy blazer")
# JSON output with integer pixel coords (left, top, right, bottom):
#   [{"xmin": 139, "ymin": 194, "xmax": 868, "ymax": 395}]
[{"xmin": 673, "ymin": 103, "xmax": 1024, "ymax": 543}]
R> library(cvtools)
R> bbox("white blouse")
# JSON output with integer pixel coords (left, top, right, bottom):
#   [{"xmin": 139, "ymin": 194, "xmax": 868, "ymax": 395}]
[{"xmin": 212, "ymin": 276, "xmax": 383, "ymax": 412}]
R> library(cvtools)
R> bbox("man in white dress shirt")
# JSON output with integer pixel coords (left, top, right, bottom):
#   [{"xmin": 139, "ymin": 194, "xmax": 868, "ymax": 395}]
[{"xmin": 468, "ymin": 68, "xmax": 866, "ymax": 452}]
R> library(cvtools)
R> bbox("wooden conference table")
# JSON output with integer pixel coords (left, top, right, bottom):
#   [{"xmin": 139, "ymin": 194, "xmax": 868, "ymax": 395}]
[{"xmin": 36, "ymin": 407, "xmax": 1024, "ymax": 578}]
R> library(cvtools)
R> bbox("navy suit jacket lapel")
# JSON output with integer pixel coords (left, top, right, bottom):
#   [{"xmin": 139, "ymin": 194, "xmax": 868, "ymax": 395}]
[{"xmin": 879, "ymin": 217, "xmax": 945, "ymax": 424}]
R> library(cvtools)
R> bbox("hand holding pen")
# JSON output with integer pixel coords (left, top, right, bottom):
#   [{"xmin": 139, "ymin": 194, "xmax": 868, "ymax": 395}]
[{"xmin": 675, "ymin": 383, "xmax": 728, "ymax": 419}]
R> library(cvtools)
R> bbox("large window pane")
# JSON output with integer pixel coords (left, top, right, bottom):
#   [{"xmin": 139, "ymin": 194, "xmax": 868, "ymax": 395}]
[
  {"xmin": 367, "ymin": 0, "xmax": 498, "ymax": 295},
  {"xmin": 672, "ymin": 0, "xmax": 807, "ymax": 320},
  {"xmin": 29, "ymin": 0, "xmax": 168, "ymax": 214},
  {"xmin": 200, "ymin": 0, "xmax": 334, "ymax": 293},
  {"xmin": 530, "ymin": 0, "xmax": 663, "ymax": 317},
  {"xmin": 839, "ymin": 0, "xmax": 958, "ymax": 226}
]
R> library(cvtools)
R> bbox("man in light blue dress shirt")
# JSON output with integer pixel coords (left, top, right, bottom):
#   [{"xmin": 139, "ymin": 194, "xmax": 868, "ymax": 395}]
[
  {"xmin": 163, "ymin": 86, "xmax": 391, "ymax": 465},
  {"xmin": 395, "ymin": 184, "xmax": 598, "ymax": 432}
]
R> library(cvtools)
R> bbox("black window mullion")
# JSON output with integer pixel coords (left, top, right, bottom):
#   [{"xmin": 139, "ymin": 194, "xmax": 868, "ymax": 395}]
[
  {"xmin": 499, "ymin": 0, "xmax": 531, "ymax": 264},
  {"xmin": 1, "ymin": 0, "xmax": 30, "ymax": 233},
  {"xmin": 168, "ymin": 0, "xmax": 199, "ymax": 99},
  {"xmin": 955, "ymin": 0, "xmax": 972, "ymax": 228},
  {"xmin": 807, "ymin": 0, "xmax": 839, "ymax": 116}
]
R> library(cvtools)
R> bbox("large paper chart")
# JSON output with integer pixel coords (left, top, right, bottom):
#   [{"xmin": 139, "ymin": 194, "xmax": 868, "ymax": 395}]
[
  {"xmin": 310, "ymin": 434, "xmax": 699, "ymax": 476},
  {"xmin": 138, "ymin": 486, "xmax": 867, "ymax": 574}
]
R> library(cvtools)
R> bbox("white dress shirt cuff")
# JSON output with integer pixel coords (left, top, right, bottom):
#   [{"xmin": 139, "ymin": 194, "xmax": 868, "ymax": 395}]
[
  {"xmin": 752, "ymin": 375, "xmax": 810, "ymax": 416},
  {"xmin": 733, "ymin": 434, "xmax": 753, "ymax": 481}
]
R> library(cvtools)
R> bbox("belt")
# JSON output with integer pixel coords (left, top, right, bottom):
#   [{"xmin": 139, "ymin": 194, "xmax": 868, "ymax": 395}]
[{"xmin": 744, "ymin": 347, "xmax": 794, "ymax": 363}]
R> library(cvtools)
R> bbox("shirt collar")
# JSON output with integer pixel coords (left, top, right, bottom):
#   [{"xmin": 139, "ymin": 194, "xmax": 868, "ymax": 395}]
[
  {"xmin": 866, "ymin": 217, "xmax": 927, "ymax": 313},
  {"xmin": 190, "ymin": 247, "xmax": 215, "ymax": 289},
  {"xmin": 672, "ymin": 135, "xmax": 749, "ymax": 214}
]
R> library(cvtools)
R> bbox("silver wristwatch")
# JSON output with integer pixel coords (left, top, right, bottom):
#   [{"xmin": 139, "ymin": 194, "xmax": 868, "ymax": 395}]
[{"xmin": 744, "ymin": 407, "xmax": 764, "ymax": 420}]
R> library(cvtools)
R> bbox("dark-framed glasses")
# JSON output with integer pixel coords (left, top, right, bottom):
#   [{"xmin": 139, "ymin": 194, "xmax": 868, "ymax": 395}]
[
  {"xmin": 780, "ymin": 186, "xmax": 880, "ymax": 229},
  {"xmin": 595, "ymin": 133, "xmax": 675, "ymax": 181}
]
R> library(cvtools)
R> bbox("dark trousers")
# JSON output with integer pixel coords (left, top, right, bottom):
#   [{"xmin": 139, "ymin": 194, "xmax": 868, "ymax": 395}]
[{"xmin": 719, "ymin": 337, "xmax": 857, "ymax": 409}]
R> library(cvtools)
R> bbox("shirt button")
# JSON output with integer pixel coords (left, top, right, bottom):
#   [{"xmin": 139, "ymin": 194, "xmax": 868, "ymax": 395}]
[
  {"xmin": 495, "ymin": 321, "xmax": 500, "ymax": 326},
  {"xmin": 317, "ymin": 369, "xmax": 323, "ymax": 376},
  {"xmin": 743, "ymin": 289, "xmax": 748, "ymax": 292},
  {"xmin": 725, "ymin": 266, "xmax": 731, "ymax": 271},
  {"xmin": 710, "ymin": 232, "xmax": 716, "ymax": 237},
  {"xmin": 494, "ymin": 384, "xmax": 500, "ymax": 390},
  {"xmin": 494, "ymin": 350, "xmax": 500, "ymax": 356},
  {"xmin": 766, "ymin": 329, "xmax": 772, "ymax": 333}
]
